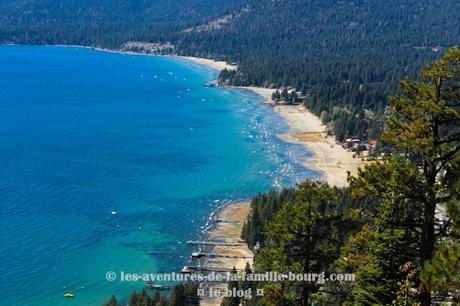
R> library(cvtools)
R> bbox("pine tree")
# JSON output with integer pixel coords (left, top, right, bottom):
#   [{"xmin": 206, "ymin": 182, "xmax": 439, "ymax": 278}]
[
  {"xmin": 221, "ymin": 267, "xmax": 240, "ymax": 306},
  {"xmin": 255, "ymin": 181, "xmax": 346, "ymax": 306},
  {"xmin": 421, "ymin": 241, "xmax": 460, "ymax": 301},
  {"xmin": 102, "ymin": 295, "xmax": 119, "ymax": 306},
  {"xmin": 281, "ymin": 87, "xmax": 289, "ymax": 101},
  {"xmin": 152, "ymin": 291, "xmax": 161, "ymax": 305},
  {"xmin": 184, "ymin": 283, "xmax": 201, "ymax": 306},
  {"xmin": 139, "ymin": 289, "xmax": 151, "ymax": 306},
  {"xmin": 349, "ymin": 48, "xmax": 460, "ymax": 305},
  {"xmin": 157, "ymin": 296, "xmax": 169, "ymax": 306},
  {"xmin": 240, "ymin": 262, "xmax": 254, "ymax": 306},
  {"xmin": 169, "ymin": 284, "xmax": 187, "ymax": 306},
  {"xmin": 421, "ymin": 200, "xmax": 460, "ymax": 302},
  {"xmin": 128, "ymin": 290, "xmax": 140, "ymax": 306}
]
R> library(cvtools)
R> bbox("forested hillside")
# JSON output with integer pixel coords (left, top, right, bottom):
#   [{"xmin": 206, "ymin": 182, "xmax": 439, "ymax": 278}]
[
  {"xmin": 177, "ymin": 0, "xmax": 460, "ymax": 140},
  {"xmin": 0, "ymin": 0, "xmax": 245, "ymax": 47},
  {"xmin": 1, "ymin": 0, "xmax": 459, "ymax": 140}
]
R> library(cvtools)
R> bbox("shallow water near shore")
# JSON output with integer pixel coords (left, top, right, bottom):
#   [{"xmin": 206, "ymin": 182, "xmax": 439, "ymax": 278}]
[{"xmin": 0, "ymin": 45, "xmax": 317, "ymax": 305}]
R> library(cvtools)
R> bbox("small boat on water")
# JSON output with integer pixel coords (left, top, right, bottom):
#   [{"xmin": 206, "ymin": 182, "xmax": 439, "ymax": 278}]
[
  {"xmin": 145, "ymin": 281, "xmax": 169, "ymax": 290},
  {"xmin": 204, "ymin": 81, "xmax": 218, "ymax": 87},
  {"xmin": 64, "ymin": 293, "xmax": 74, "ymax": 298}
]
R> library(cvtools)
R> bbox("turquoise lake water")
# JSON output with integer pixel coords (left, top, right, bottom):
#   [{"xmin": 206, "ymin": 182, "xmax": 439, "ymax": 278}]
[{"xmin": 0, "ymin": 45, "xmax": 317, "ymax": 305}]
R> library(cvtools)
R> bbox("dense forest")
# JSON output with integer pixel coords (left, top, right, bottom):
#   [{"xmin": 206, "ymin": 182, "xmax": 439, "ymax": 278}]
[
  {"xmin": 194, "ymin": 0, "xmax": 459, "ymax": 140},
  {"xmin": 226, "ymin": 50, "xmax": 460, "ymax": 305},
  {"xmin": 1, "ymin": 0, "xmax": 459, "ymax": 140},
  {"xmin": 102, "ymin": 284, "xmax": 200, "ymax": 306},
  {"xmin": 0, "ymin": 0, "xmax": 245, "ymax": 47}
]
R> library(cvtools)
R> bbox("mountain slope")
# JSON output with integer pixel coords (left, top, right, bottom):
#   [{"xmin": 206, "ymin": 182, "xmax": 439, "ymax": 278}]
[
  {"xmin": 175, "ymin": 0, "xmax": 460, "ymax": 139},
  {"xmin": 0, "ymin": 0, "xmax": 245, "ymax": 46}
]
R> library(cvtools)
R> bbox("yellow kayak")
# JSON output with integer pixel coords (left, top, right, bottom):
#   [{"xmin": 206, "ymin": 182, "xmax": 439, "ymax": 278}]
[{"xmin": 64, "ymin": 293, "xmax": 74, "ymax": 298}]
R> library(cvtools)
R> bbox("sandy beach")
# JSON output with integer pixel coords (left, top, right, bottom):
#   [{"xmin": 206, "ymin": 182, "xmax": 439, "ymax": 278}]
[
  {"xmin": 196, "ymin": 106, "xmax": 363, "ymax": 306},
  {"xmin": 200, "ymin": 202, "xmax": 253, "ymax": 306},
  {"xmin": 176, "ymin": 55, "xmax": 364, "ymax": 187},
  {"xmin": 163, "ymin": 56, "xmax": 279, "ymax": 104},
  {"xmin": 236, "ymin": 86, "xmax": 277, "ymax": 104},
  {"xmin": 177, "ymin": 56, "xmax": 237, "ymax": 72},
  {"xmin": 274, "ymin": 105, "xmax": 364, "ymax": 187}
]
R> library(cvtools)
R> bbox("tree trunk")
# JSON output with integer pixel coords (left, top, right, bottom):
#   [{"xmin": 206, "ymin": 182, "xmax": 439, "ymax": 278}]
[
  {"xmin": 301, "ymin": 231, "xmax": 312, "ymax": 306},
  {"xmin": 419, "ymin": 166, "xmax": 437, "ymax": 306},
  {"xmin": 301, "ymin": 254, "xmax": 310, "ymax": 306}
]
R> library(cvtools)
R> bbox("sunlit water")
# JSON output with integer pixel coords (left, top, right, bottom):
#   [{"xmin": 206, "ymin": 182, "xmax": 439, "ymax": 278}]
[{"xmin": 0, "ymin": 46, "xmax": 318, "ymax": 305}]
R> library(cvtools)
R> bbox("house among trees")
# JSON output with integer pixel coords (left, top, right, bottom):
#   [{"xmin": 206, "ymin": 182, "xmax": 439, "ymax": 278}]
[
  {"xmin": 342, "ymin": 138, "xmax": 361, "ymax": 149},
  {"xmin": 271, "ymin": 89, "xmax": 307, "ymax": 104}
]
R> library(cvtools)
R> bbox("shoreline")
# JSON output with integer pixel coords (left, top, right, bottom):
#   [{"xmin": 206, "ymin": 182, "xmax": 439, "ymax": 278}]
[
  {"xmin": 40, "ymin": 44, "xmax": 365, "ymax": 186},
  {"xmin": 200, "ymin": 202, "xmax": 253, "ymax": 306},
  {"xmin": 178, "ymin": 56, "xmax": 364, "ymax": 187},
  {"xmin": 174, "ymin": 56, "xmax": 237, "ymax": 72},
  {"xmin": 273, "ymin": 105, "xmax": 364, "ymax": 186}
]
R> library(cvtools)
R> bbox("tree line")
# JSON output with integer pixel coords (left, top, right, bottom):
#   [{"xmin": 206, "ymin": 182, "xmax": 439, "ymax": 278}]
[
  {"xmin": 228, "ymin": 49, "xmax": 460, "ymax": 305},
  {"xmin": 181, "ymin": 0, "xmax": 459, "ymax": 141}
]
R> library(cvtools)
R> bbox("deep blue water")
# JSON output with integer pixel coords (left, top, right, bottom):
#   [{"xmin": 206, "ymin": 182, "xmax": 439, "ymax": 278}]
[{"xmin": 0, "ymin": 45, "xmax": 317, "ymax": 305}]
